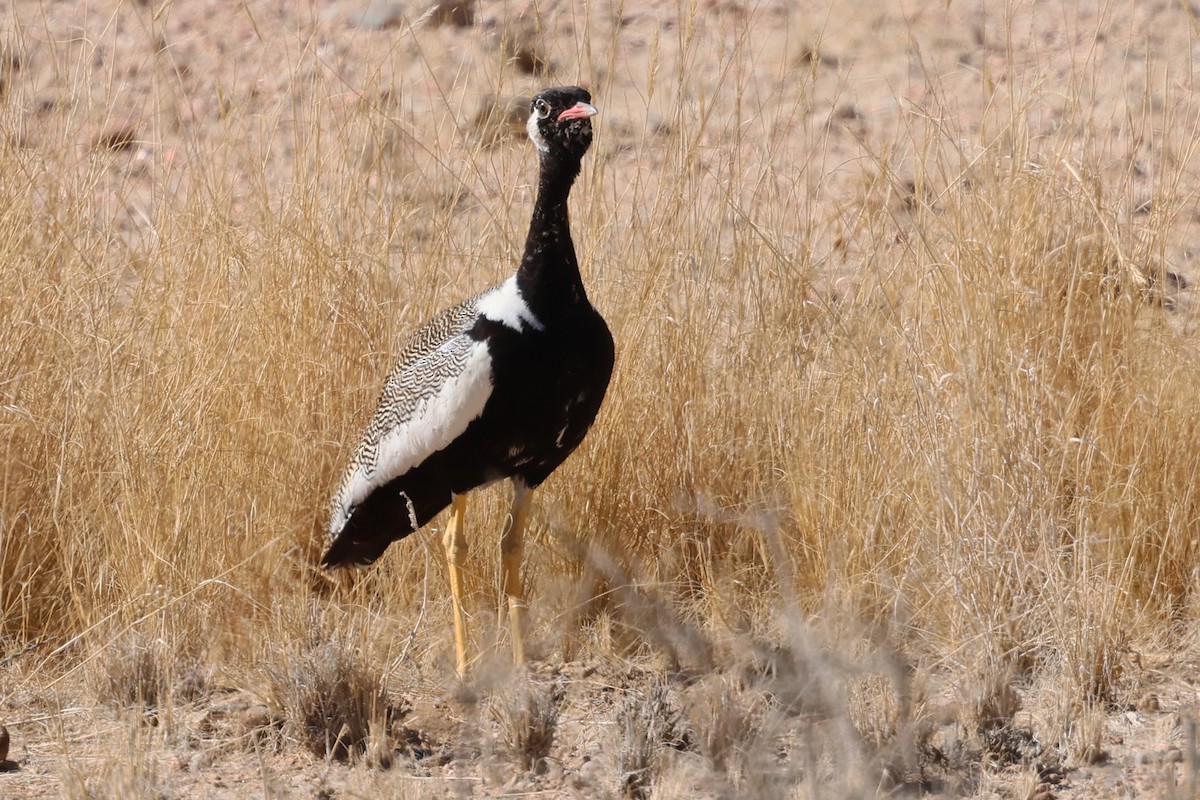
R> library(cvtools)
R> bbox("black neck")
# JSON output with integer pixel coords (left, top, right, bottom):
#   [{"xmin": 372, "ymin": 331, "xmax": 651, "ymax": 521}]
[{"xmin": 516, "ymin": 150, "xmax": 587, "ymax": 319}]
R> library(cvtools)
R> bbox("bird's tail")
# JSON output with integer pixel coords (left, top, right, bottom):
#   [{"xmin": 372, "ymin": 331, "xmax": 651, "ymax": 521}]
[
  {"xmin": 321, "ymin": 484, "xmax": 449, "ymax": 569},
  {"xmin": 320, "ymin": 531, "xmax": 395, "ymax": 569}
]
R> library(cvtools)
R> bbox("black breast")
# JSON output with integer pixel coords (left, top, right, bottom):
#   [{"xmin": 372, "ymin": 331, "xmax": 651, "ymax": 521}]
[{"xmin": 442, "ymin": 308, "xmax": 614, "ymax": 492}]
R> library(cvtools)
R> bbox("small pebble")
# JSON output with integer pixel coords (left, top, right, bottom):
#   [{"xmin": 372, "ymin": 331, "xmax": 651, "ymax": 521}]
[
  {"xmin": 471, "ymin": 94, "xmax": 530, "ymax": 145},
  {"xmin": 94, "ymin": 124, "xmax": 138, "ymax": 152},
  {"xmin": 0, "ymin": 723, "xmax": 15, "ymax": 771},
  {"xmin": 237, "ymin": 704, "xmax": 274, "ymax": 732},
  {"xmin": 833, "ymin": 103, "xmax": 863, "ymax": 121},
  {"xmin": 1139, "ymin": 743, "xmax": 1184, "ymax": 765}
]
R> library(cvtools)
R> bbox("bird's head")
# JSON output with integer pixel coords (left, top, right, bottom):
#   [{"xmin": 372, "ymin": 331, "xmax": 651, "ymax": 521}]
[{"xmin": 526, "ymin": 86, "xmax": 597, "ymax": 159}]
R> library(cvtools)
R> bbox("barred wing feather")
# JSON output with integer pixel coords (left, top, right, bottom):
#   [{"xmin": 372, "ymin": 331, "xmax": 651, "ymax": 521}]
[{"xmin": 328, "ymin": 297, "xmax": 492, "ymax": 539}]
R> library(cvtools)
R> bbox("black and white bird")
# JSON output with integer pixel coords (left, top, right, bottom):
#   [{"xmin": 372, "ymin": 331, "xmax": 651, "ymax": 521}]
[{"xmin": 321, "ymin": 86, "xmax": 614, "ymax": 676}]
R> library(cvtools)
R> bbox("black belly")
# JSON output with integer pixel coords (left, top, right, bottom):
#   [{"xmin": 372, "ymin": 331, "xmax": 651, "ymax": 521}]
[{"xmin": 452, "ymin": 310, "xmax": 615, "ymax": 490}]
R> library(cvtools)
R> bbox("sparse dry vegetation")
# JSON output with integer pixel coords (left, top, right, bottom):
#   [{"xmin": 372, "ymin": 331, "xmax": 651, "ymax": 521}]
[
  {"xmin": 266, "ymin": 630, "xmax": 396, "ymax": 762},
  {"xmin": 4, "ymin": 0, "xmax": 1200, "ymax": 796}
]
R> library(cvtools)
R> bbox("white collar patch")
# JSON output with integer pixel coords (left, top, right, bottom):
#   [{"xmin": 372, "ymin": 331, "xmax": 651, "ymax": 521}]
[{"xmin": 478, "ymin": 277, "xmax": 545, "ymax": 332}]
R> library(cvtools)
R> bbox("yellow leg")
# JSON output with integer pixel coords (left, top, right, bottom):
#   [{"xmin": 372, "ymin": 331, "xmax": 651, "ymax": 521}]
[
  {"xmin": 500, "ymin": 482, "xmax": 533, "ymax": 666},
  {"xmin": 442, "ymin": 495, "xmax": 469, "ymax": 678}
]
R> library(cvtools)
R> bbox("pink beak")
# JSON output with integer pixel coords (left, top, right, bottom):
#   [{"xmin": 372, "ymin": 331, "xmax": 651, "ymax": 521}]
[{"xmin": 557, "ymin": 101, "xmax": 598, "ymax": 121}]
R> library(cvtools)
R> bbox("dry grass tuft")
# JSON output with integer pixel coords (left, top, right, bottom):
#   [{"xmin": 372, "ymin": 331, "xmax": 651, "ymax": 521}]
[
  {"xmin": 94, "ymin": 630, "xmax": 207, "ymax": 713},
  {"xmin": 617, "ymin": 681, "xmax": 691, "ymax": 799},
  {"xmin": 95, "ymin": 634, "xmax": 171, "ymax": 711},
  {"xmin": 60, "ymin": 727, "xmax": 166, "ymax": 800},
  {"xmin": 969, "ymin": 665, "xmax": 1022, "ymax": 742},
  {"xmin": 489, "ymin": 675, "xmax": 563, "ymax": 775},
  {"xmin": 267, "ymin": 635, "xmax": 402, "ymax": 762},
  {"xmin": 689, "ymin": 676, "xmax": 765, "ymax": 779}
]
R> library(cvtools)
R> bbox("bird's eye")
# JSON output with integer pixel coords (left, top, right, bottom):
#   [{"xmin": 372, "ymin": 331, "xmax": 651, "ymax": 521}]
[{"xmin": 534, "ymin": 99, "xmax": 550, "ymax": 119}]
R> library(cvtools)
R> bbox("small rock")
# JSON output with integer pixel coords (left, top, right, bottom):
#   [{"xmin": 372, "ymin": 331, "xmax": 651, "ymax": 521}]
[
  {"xmin": 93, "ymin": 123, "xmax": 138, "ymax": 152},
  {"xmin": 471, "ymin": 94, "xmax": 530, "ymax": 146},
  {"xmin": 0, "ymin": 46, "xmax": 20, "ymax": 74},
  {"xmin": 832, "ymin": 103, "xmax": 863, "ymax": 122},
  {"xmin": 796, "ymin": 41, "xmax": 843, "ymax": 67},
  {"xmin": 1139, "ymin": 743, "xmax": 1184, "ymax": 765},
  {"xmin": 237, "ymin": 704, "xmax": 274, "ymax": 732},
  {"xmin": 500, "ymin": 26, "xmax": 547, "ymax": 75},
  {"xmin": 354, "ymin": 1, "xmax": 405, "ymax": 30},
  {"xmin": 0, "ymin": 723, "xmax": 15, "ymax": 771},
  {"xmin": 33, "ymin": 93, "xmax": 56, "ymax": 115},
  {"xmin": 541, "ymin": 760, "xmax": 563, "ymax": 784},
  {"xmin": 1039, "ymin": 764, "xmax": 1066, "ymax": 785},
  {"xmin": 570, "ymin": 755, "xmax": 603, "ymax": 790},
  {"xmin": 509, "ymin": 41, "xmax": 547, "ymax": 74}
]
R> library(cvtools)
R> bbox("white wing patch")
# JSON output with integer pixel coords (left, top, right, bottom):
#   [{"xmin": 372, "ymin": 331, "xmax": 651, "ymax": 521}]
[
  {"xmin": 330, "ymin": 341, "xmax": 494, "ymax": 535},
  {"xmin": 477, "ymin": 276, "xmax": 544, "ymax": 332}
]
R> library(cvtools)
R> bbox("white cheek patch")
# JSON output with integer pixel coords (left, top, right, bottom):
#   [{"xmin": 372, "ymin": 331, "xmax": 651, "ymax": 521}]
[
  {"xmin": 477, "ymin": 276, "xmax": 544, "ymax": 332},
  {"xmin": 527, "ymin": 111, "xmax": 549, "ymax": 153}
]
